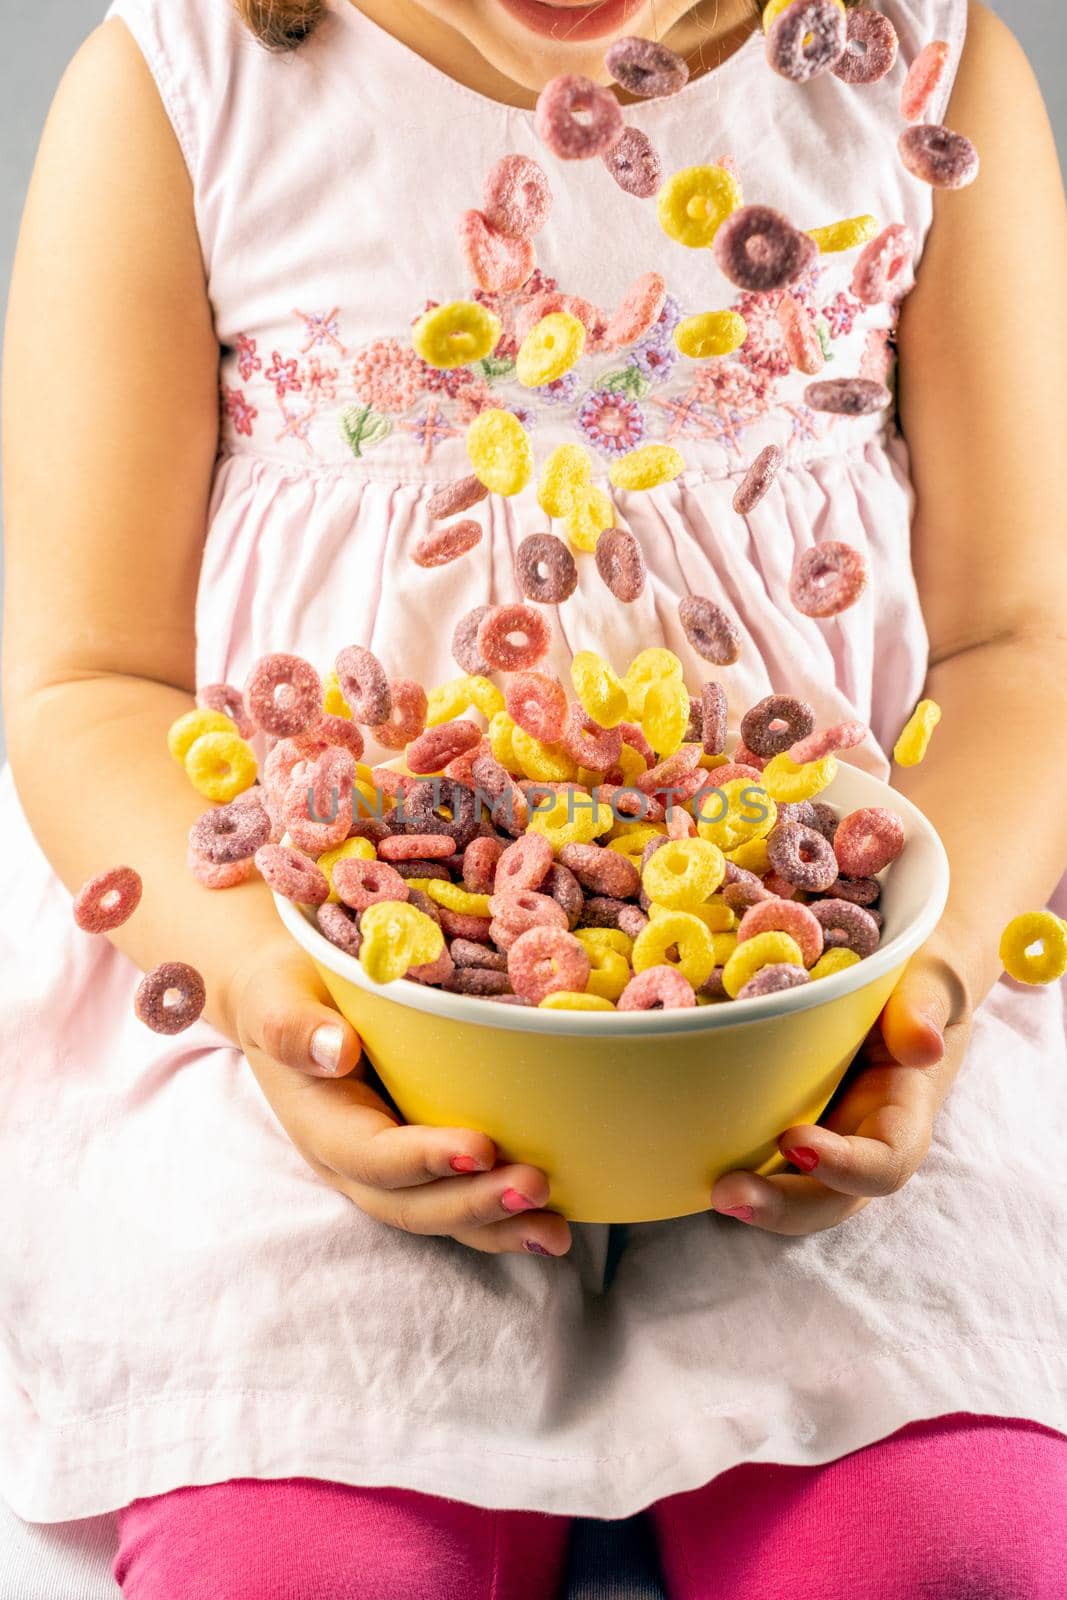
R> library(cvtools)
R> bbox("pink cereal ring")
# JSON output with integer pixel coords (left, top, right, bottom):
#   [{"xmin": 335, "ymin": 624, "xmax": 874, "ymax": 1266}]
[
  {"xmin": 462, "ymin": 836, "xmax": 505, "ymax": 894},
  {"xmin": 617, "ymin": 967, "xmax": 696, "ymax": 1011},
  {"xmin": 766, "ymin": 0, "xmax": 846, "ymax": 82},
  {"xmin": 604, "ymin": 272, "xmax": 668, "ymax": 349},
  {"xmin": 438, "ymin": 908, "xmax": 494, "ymax": 942},
  {"xmin": 73, "ymin": 865, "xmax": 143, "ymax": 932},
  {"xmin": 378, "ymin": 833, "xmax": 457, "ymax": 861},
  {"xmin": 316, "ymin": 714, "xmax": 366, "ymax": 761},
  {"xmin": 851, "ymin": 223, "xmax": 915, "ymax": 306},
  {"xmin": 412, "ymin": 519, "xmax": 482, "ymax": 569},
  {"xmin": 788, "ymin": 719, "xmax": 867, "ymax": 764},
  {"xmin": 595, "ymin": 528, "xmax": 647, "ymax": 603},
  {"xmin": 602, "ymin": 125, "xmax": 663, "ymax": 199},
  {"xmin": 833, "ymin": 806, "xmax": 905, "ymax": 876},
  {"xmin": 245, "ymin": 653, "xmax": 322, "ymax": 738},
  {"xmin": 713, "ymin": 205, "xmax": 818, "ymax": 293},
  {"xmin": 483, "ymin": 154, "xmax": 553, "ymax": 240},
  {"xmin": 508, "ymin": 925, "xmax": 590, "ymax": 1003},
  {"xmin": 255, "ymin": 843, "xmax": 330, "ymax": 905},
  {"xmin": 701, "ymin": 682, "xmax": 728, "ymax": 756},
  {"xmin": 476, "ymin": 604, "xmax": 551, "ymax": 671},
  {"xmin": 733, "ymin": 444, "xmax": 783, "ymax": 516},
  {"xmin": 638, "ymin": 744, "xmax": 703, "ymax": 795},
  {"xmin": 901, "ymin": 40, "xmax": 952, "ymax": 122},
  {"xmin": 409, "ymin": 947, "xmax": 457, "ymax": 987},
  {"xmin": 897, "ymin": 123, "xmax": 980, "ymax": 190},
  {"xmin": 561, "ymin": 705, "xmax": 622, "ymax": 771},
  {"xmin": 197, "ymin": 682, "xmax": 254, "ymax": 740},
  {"xmin": 790, "ymin": 540, "xmax": 869, "ymax": 618},
  {"xmin": 505, "ymin": 671, "xmax": 569, "ymax": 743},
  {"xmin": 407, "ymin": 718, "xmax": 483, "ymax": 775},
  {"xmin": 451, "ymin": 605, "xmax": 494, "ymax": 677},
  {"xmin": 534, "ymin": 75, "xmax": 623, "ymax": 161},
  {"xmin": 428, "ymin": 474, "xmax": 490, "ymax": 521},
  {"xmin": 737, "ymin": 898, "xmax": 824, "ymax": 967},
  {"xmin": 596, "ymin": 784, "xmax": 664, "ymax": 823},
  {"xmin": 188, "ymin": 797, "xmax": 270, "ymax": 864},
  {"xmin": 678, "ymin": 595, "xmax": 743, "ymax": 666},
  {"xmin": 443, "ymin": 737, "xmax": 492, "ymax": 787},
  {"xmin": 777, "ymin": 294, "xmax": 824, "ymax": 376},
  {"xmin": 458, "ymin": 209, "xmax": 536, "ymax": 294},
  {"xmin": 667, "ymin": 807, "xmax": 697, "ymax": 840},
  {"xmin": 369, "ymin": 678, "xmax": 428, "ymax": 750},
  {"xmin": 559, "ymin": 843, "xmax": 641, "ymax": 899},
  {"xmin": 618, "ymin": 722, "xmax": 655, "ymax": 769},
  {"xmin": 335, "ymin": 646, "xmax": 392, "ymax": 725},
  {"xmin": 134, "ymin": 962, "xmax": 207, "ymax": 1035},
  {"xmin": 187, "ymin": 842, "xmax": 255, "ymax": 890},
  {"xmin": 832, "ymin": 7, "xmax": 898, "ymax": 84},
  {"xmin": 513, "ymin": 291, "xmax": 611, "ymax": 351},
  {"xmin": 495, "ymin": 832, "xmax": 554, "ymax": 893},
  {"xmin": 332, "ymin": 857, "xmax": 410, "ymax": 912},
  {"xmin": 489, "ymin": 888, "xmax": 569, "ymax": 940}
]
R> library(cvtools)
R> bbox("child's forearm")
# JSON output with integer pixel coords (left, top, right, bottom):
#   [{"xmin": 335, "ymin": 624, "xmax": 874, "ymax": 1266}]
[
  {"xmin": 889, "ymin": 631, "xmax": 1067, "ymax": 1013},
  {"xmin": 9, "ymin": 673, "xmax": 295, "ymax": 1040}
]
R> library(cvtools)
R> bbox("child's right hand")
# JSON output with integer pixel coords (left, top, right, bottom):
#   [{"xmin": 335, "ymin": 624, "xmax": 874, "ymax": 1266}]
[{"xmin": 232, "ymin": 946, "xmax": 572, "ymax": 1258}]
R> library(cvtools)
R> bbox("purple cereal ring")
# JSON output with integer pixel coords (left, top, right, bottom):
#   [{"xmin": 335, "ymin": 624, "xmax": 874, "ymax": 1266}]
[
  {"xmin": 494, "ymin": 832, "xmax": 554, "ymax": 893},
  {"xmin": 579, "ymin": 895, "xmax": 645, "ymax": 934},
  {"xmin": 561, "ymin": 705, "xmax": 622, "ymax": 772},
  {"xmin": 832, "ymin": 7, "xmax": 899, "ymax": 83},
  {"xmin": 618, "ymin": 967, "xmax": 696, "ymax": 1012},
  {"xmin": 369, "ymin": 678, "xmax": 428, "ymax": 750},
  {"xmin": 407, "ymin": 719, "xmax": 483, "ymax": 776},
  {"xmin": 740, "ymin": 694, "xmax": 816, "ymax": 759},
  {"xmin": 833, "ymin": 806, "xmax": 905, "ymax": 876},
  {"xmin": 335, "ymin": 645, "xmax": 392, "ymax": 725},
  {"xmin": 737, "ymin": 963, "xmax": 812, "ymax": 1000},
  {"xmin": 733, "ymin": 444, "xmax": 783, "ymax": 516},
  {"xmin": 722, "ymin": 866, "xmax": 774, "ymax": 914},
  {"xmin": 73, "ymin": 865, "xmax": 143, "ymax": 933},
  {"xmin": 197, "ymin": 682, "xmax": 254, "ymax": 740},
  {"xmin": 402, "ymin": 778, "xmax": 483, "ymax": 851},
  {"xmin": 541, "ymin": 862, "xmax": 584, "ymax": 929},
  {"xmin": 701, "ymin": 966, "xmax": 729, "ymax": 1000},
  {"xmin": 451, "ymin": 938, "xmax": 508, "ymax": 971},
  {"xmin": 515, "ymin": 533, "xmax": 578, "ymax": 605},
  {"xmin": 898, "ymin": 123, "xmax": 979, "ymax": 190},
  {"xmin": 901, "ymin": 39, "xmax": 951, "ymax": 122},
  {"xmin": 713, "ymin": 205, "xmax": 817, "ymax": 292},
  {"xmin": 442, "ymin": 967, "xmax": 514, "ymax": 997},
  {"xmin": 809, "ymin": 898, "xmax": 881, "ymax": 957},
  {"xmin": 188, "ymin": 797, "xmax": 270, "ymax": 864},
  {"xmin": 602, "ymin": 125, "xmax": 663, "ymax": 199},
  {"xmin": 483, "ymin": 154, "xmax": 552, "ymax": 241},
  {"xmin": 805, "ymin": 378, "xmax": 891, "ymax": 415},
  {"xmin": 851, "ymin": 223, "xmax": 915, "ymax": 306},
  {"xmin": 316, "ymin": 902, "xmax": 363, "ymax": 957},
  {"xmin": 775, "ymin": 800, "xmax": 816, "ymax": 828},
  {"xmin": 245, "ymin": 653, "xmax": 322, "ymax": 738},
  {"xmin": 332, "ymin": 857, "xmax": 410, "ymax": 912},
  {"xmin": 408, "ymin": 946, "xmax": 457, "ymax": 988},
  {"xmin": 738, "ymin": 897, "xmax": 824, "ymax": 966},
  {"xmin": 412, "ymin": 519, "xmax": 482, "ymax": 569},
  {"xmin": 559, "ymin": 843, "xmax": 641, "ymax": 900},
  {"xmin": 458, "ymin": 209, "xmax": 536, "ymax": 294},
  {"xmin": 428, "ymin": 474, "xmax": 490, "ymax": 521},
  {"xmin": 806, "ymin": 801, "xmax": 839, "ymax": 844},
  {"xmin": 766, "ymin": 820, "xmax": 839, "ymax": 892},
  {"xmin": 508, "ymin": 925, "xmax": 590, "ymax": 1003},
  {"xmin": 255, "ymin": 843, "xmax": 330, "ymax": 905},
  {"xmin": 471, "ymin": 754, "xmax": 529, "ymax": 838},
  {"xmin": 476, "ymin": 604, "xmax": 552, "ymax": 671},
  {"xmin": 187, "ymin": 843, "xmax": 255, "ymax": 890},
  {"xmin": 389, "ymin": 858, "xmax": 453, "ymax": 882},
  {"xmin": 605, "ymin": 35, "xmax": 689, "ymax": 98},
  {"xmin": 790, "ymin": 540, "xmax": 869, "ymax": 617},
  {"xmin": 767, "ymin": 0, "xmax": 847, "ymax": 82},
  {"xmin": 452, "ymin": 605, "xmax": 494, "ymax": 677},
  {"xmin": 824, "ymin": 873, "xmax": 880, "ymax": 905},
  {"xmin": 595, "ymin": 528, "xmax": 647, "ymax": 603},
  {"xmin": 535, "ymin": 75, "xmax": 623, "ymax": 160},
  {"xmin": 701, "ymin": 682, "xmax": 729, "ymax": 756},
  {"xmin": 678, "ymin": 595, "xmax": 743, "ymax": 666},
  {"xmin": 134, "ymin": 961, "xmax": 207, "ymax": 1036}
]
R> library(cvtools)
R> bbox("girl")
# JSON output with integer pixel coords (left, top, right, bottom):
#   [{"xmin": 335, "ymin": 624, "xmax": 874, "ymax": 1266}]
[{"xmin": 2, "ymin": 0, "xmax": 1066, "ymax": 1594}]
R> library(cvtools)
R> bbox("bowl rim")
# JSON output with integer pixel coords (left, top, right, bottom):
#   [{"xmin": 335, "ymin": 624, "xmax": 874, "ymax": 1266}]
[{"xmin": 272, "ymin": 765, "xmax": 950, "ymax": 1038}]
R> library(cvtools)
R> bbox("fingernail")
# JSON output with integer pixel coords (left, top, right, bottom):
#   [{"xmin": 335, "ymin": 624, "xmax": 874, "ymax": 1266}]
[
  {"xmin": 783, "ymin": 1145, "xmax": 820, "ymax": 1172},
  {"xmin": 718, "ymin": 1204, "xmax": 755, "ymax": 1222},
  {"xmin": 450, "ymin": 1155, "xmax": 484, "ymax": 1174},
  {"xmin": 309, "ymin": 1023, "xmax": 344, "ymax": 1074},
  {"xmin": 523, "ymin": 1240, "xmax": 554, "ymax": 1257},
  {"xmin": 501, "ymin": 1188, "xmax": 537, "ymax": 1214}
]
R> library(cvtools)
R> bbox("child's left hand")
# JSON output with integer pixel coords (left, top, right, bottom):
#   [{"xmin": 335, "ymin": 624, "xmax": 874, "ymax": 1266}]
[{"xmin": 710, "ymin": 941, "xmax": 971, "ymax": 1235}]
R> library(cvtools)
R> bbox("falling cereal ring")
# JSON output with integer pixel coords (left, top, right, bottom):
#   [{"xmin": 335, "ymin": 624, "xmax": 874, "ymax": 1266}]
[
  {"xmin": 999, "ymin": 912, "xmax": 1067, "ymax": 986},
  {"xmin": 483, "ymin": 154, "xmax": 552, "ymax": 240},
  {"xmin": 733, "ymin": 445, "xmax": 783, "ymax": 515},
  {"xmin": 412, "ymin": 301, "xmax": 502, "ymax": 370},
  {"xmin": 898, "ymin": 124, "xmax": 980, "ymax": 190},
  {"xmin": 467, "ymin": 408, "xmax": 534, "ymax": 496},
  {"xmin": 134, "ymin": 962, "xmax": 207, "ymax": 1036},
  {"xmin": 832, "ymin": 7, "xmax": 899, "ymax": 84},
  {"xmin": 535, "ymin": 75, "xmax": 624, "ymax": 160},
  {"xmin": 605, "ymin": 35, "xmax": 689, "ymax": 98},
  {"xmin": 73, "ymin": 866, "xmax": 143, "ymax": 933},
  {"xmin": 516, "ymin": 312, "xmax": 587, "ymax": 388},
  {"xmin": 901, "ymin": 39, "xmax": 952, "ymax": 122},
  {"xmin": 595, "ymin": 528, "xmax": 646, "ymax": 602},
  {"xmin": 805, "ymin": 378, "xmax": 891, "ymax": 415},
  {"xmin": 602, "ymin": 126, "xmax": 663, "ymax": 199},
  {"xmin": 515, "ymin": 533, "xmax": 579, "ymax": 605},
  {"xmin": 766, "ymin": 0, "xmax": 847, "ymax": 83},
  {"xmin": 713, "ymin": 205, "xmax": 817, "ymax": 293},
  {"xmin": 790, "ymin": 540, "xmax": 869, "ymax": 617},
  {"xmin": 657, "ymin": 164, "xmax": 743, "ymax": 249},
  {"xmin": 412, "ymin": 519, "xmax": 482, "ymax": 569},
  {"xmin": 678, "ymin": 596, "xmax": 743, "ymax": 666},
  {"xmin": 674, "ymin": 309, "xmax": 748, "ymax": 360}
]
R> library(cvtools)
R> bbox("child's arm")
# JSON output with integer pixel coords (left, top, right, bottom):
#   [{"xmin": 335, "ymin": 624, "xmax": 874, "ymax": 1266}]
[
  {"xmin": 712, "ymin": 0, "xmax": 1067, "ymax": 1233},
  {"xmin": 2, "ymin": 23, "xmax": 569, "ymax": 1258}
]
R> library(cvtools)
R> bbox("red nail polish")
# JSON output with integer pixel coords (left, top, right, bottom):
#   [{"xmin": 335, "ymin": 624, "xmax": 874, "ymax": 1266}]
[
  {"xmin": 719, "ymin": 1204, "xmax": 755, "ymax": 1222},
  {"xmin": 783, "ymin": 1146, "xmax": 820, "ymax": 1172},
  {"xmin": 523, "ymin": 1240, "xmax": 554, "ymax": 1256},
  {"xmin": 450, "ymin": 1155, "xmax": 483, "ymax": 1174},
  {"xmin": 501, "ymin": 1188, "xmax": 536, "ymax": 1214}
]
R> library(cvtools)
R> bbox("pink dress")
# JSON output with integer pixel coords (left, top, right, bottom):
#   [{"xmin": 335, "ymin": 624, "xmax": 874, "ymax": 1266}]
[{"xmin": 1, "ymin": 0, "xmax": 1064, "ymax": 1525}]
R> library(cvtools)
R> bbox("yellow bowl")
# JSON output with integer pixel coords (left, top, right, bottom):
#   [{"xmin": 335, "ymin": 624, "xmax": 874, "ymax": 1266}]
[{"xmin": 272, "ymin": 764, "xmax": 948, "ymax": 1223}]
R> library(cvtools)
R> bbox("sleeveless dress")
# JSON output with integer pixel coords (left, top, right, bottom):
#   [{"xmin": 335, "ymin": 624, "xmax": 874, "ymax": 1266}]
[{"xmin": 2, "ymin": 0, "xmax": 1065, "ymax": 1525}]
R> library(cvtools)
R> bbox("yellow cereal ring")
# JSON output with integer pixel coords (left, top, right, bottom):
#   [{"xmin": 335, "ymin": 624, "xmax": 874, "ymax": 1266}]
[
  {"xmin": 359, "ymin": 900, "xmax": 444, "ymax": 984},
  {"xmin": 700, "ymin": 752, "xmax": 730, "ymax": 771},
  {"xmin": 412, "ymin": 300, "xmax": 502, "ymax": 369},
  {"xmin": 761, "ymin": 752, "xmax": 838, "ymax": 803},
  {"xmin": 582, "ymin": 944, "xmax": 631, "ymax": 1002},
  {"xmin": 564, "ymin": 485, "xmax": 615, "ymax": 552},
  {"xmin": 317, "ymin": 837, "xmax": 377, "ymax": 903},
  {"xmin": 622, "ymin": 647, "xmax": 684, "ymax": 718},
  {"xmin": 657, "ymin": 164, "xmax": 743, "ymax": 249},
  {"xmin": 425, "ymin": 880, "xmax": 493, "ymax": 918},
  {"xmin": 609, "ymin": 444, "xmax": 685, "ymax": 492},
  {"xmin": 615, "ymin": 744, "xmax": 649, "ymax": 787},
  {"xmin": 516, "ymin": 311, "xmax": 586, "ymax": 388},
  {"xmin": 999, "ymin": 912, "xmax": 1067, "ymax": 985},
  {"xmin": 893, "ymin": 699, "xmax": 942, "ymax": 767},
  {"xmin": 642, "ymin": 837, "xmax": 726, "ymax": 909},
  {"xmin": 168, "ymin": 708, "xmax": 237, "ymax": 766},
  {"xmin": 722, "ymin": 930, "xmax": 804, "ymax": 997},
  {"xmin": 511, "ymin": 726, "xmax": 578, "ymax": 783},
  {"xmin": 467, "ymin": 408, "xmax": 533, "ymax": 497},
  {"xmin": 487, "ymin": 710, "xmax": 519, "ymax": 771},
  {"xmin": 467, "ymin": 676, "xmax": 505, "ymax": 720},
  {"xmin": 528, "ymin": 793, "xmax": 613, "ymax": 848},
  {"xmin": 642, "ymin": 679, "xmax": 690, "ymax": 757},
  {"xmin": 696, "ymin": 777, "xmax": 777, "ymax": 852},
  {"xmin": 648, "ymin": 900, "xmax": 735, "ymax": 937},
  {"xmin": 353, "ymin": 778, "xmax": 389, "ymax": 820},
  {"xmin": 607, "ymin": 824, "xmax": 668, "ymax": 859},
  {"xmin": 674, "ymin": 310, "xmax": 748, "ymax": 359},
  {"xmin": 763, "ymin": 0, "xmax": 844, "ymax": 27},
  {"xmin": 539, "ymin": 991, "xmax": 616, "ymax": 1011},
  {"xmin": 725, "ymin": 837, "xmax": 771, "ymax": 874},
  {"xmin": 426, "ymin": 675, "xmax": 504, "ymax": 727},
  {"xmin": 807, "ymin": 214, "xmax": 879, "ymax": 253},
  {"xmin": 809, "ymin": 947, "xmax": 862, "ymax": 981},
  {"xmin": 632, "ymin": 910, "xmax": 716, "ymax": 989},
  {"xmin": 576, "ymin": 927, "xmax": 634, "ymax": 958},
  {"xmin": 402, "ymin": 877, "xmax": 436, "ymax": 894},
  {"xmin": 711, "ymin": 929, "xmax": 739, "ymax": 967},
  {"xmin": 571, "ymin": 650, "xmax": 629, "ymax": 729},
  {"xmin": 322, "ymin": 669, "xmax": 353, "ymax": 720},
  {"xmin": 184, "ymin": 731, "xmax": 257, "ymax": 802},
  {"xmin": 538, "ymin": 443, "xmax": 593, "ymax": 518}
]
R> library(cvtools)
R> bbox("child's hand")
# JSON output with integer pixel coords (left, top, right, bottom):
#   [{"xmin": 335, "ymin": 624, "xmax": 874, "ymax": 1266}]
[
  {"xmin": 710, "ymin": 942, "xmax": 971, "ymax": 1235},
  {"xmin": 233, "ymin": 946, "xmax": 572, "ymax": 1258}
]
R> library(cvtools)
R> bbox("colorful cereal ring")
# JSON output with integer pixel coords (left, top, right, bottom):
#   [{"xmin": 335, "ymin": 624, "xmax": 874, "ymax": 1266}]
[{"xmin": 134, "ymin": 962, "xmax": 207, "ymax": 1035}]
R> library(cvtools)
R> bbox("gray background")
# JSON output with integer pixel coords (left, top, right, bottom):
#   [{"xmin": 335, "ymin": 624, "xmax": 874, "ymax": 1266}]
[{"xmin": 0, "ymin": 0, "xmax": 1064, "ymax": 759}]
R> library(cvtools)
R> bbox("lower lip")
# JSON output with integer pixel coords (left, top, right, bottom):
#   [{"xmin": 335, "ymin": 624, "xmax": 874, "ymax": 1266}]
[{"xmin": 496, "ymin": 0, "xmax": 649, "ymax": 43}]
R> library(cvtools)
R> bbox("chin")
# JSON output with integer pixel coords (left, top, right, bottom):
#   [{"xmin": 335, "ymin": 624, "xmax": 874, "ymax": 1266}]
[{"xmin": 438, "ymin": 0, "xmax": 652, "ymax": 88}]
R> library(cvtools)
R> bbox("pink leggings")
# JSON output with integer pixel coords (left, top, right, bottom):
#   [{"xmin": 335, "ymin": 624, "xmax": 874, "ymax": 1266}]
[{"xmin": 113, "ymin": 1414, "xmax": 1067, "ymax": 1600}]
